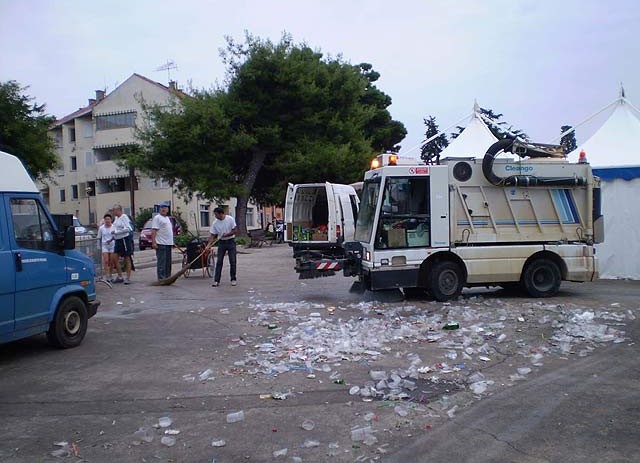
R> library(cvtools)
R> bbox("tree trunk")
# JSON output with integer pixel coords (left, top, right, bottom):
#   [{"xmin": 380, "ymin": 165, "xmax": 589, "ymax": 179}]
[
  {"xmin": 235, "ymin": 195, "xmax": 249, "ymax": 237},
  {"xmin": 234, "ymin": 148, "xmax": 267, "ymax": 236}
]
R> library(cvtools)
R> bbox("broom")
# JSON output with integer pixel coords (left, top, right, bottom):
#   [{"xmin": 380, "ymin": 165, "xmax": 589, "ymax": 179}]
[{"xmin": 151, "ymin": 239, "xmax": 217, "ymax": 286}]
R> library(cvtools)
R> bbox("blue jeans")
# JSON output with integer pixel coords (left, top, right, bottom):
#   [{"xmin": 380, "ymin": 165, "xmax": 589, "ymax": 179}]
[
  {"xmin": 156, "ymin": 244, "xmax": 173, "ymax": 280},
  {"xmin": 214, "ymin": 239, "xmax": 237, "ymax": 282}
]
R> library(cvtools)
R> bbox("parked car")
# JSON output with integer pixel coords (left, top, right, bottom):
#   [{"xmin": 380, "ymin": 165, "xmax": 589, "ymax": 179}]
[
  {"xmin": 139, "ymin": 216, "xmax": 182, "ymax": 250},
  {"xmin": 73, "ymin": 215, "xmax": 96, "ymax": 241}
]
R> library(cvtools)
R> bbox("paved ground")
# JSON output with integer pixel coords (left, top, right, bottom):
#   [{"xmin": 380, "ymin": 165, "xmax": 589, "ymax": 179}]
[{"xmin": 1, "ymin": 244, "xmax": 639, "ymax": 462}]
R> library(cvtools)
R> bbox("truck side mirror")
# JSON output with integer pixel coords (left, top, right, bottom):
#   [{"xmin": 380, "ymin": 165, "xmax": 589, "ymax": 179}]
[{"xmin": 63, "ymin": 226, "xmax": 76, "ymax": 250}]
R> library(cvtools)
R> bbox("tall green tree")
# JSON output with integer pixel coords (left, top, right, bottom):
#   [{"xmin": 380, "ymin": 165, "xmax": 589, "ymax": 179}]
[
  {"xmin": 560, "ymin": 125, "xmax": 577, "ymax": 155},
  {"xmin": 135, "ymin": 33, "xmax": 406, "ymax": 235},
  {"xmin": 0, "ymin": 80, "xmax": 57, "ymax": 178},
  {"xmin": 451, "ymin": 107, "xmax": 529, "ymax": 141},
  {"xmin": 358, "ymin": 63, "xmax": 406, "ymax": 152},
  {"xmin": 420, "ymin": 115, "xmax": 448, "ymax": 164}
]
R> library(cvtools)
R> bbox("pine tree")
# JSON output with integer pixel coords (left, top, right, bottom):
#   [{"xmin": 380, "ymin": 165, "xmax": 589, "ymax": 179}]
[
  {"xmin": 420, "ymin": 115, "xmax": 448, "ymax": 164},
  {"xmin": 560, "ymin": 125, "xmax": 577, "ymax": 155},
  {"xmin": 450, "ymin": 107, "xmax": 529, "ymax": 141}
]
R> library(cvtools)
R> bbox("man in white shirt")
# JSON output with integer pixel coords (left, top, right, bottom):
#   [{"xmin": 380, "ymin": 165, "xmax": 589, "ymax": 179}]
[
  {"xmin": 207, "ymin": 207, "xmax": 237, "ymax": 287},
  {"xmin": 151, "ymin": 202, "xmax": 175, "ymax": 280}
]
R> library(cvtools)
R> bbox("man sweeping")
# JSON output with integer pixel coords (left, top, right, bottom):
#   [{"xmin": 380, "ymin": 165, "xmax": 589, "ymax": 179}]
[{"xmin": 207, "ymin": 207, "xmax": 237, "ymax": 287}]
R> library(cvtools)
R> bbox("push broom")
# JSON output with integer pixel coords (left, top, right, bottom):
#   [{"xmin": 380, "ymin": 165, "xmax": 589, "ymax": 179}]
[{"xmin": 151, "ymin": 239, "xmax": 217, "ymax": 286}]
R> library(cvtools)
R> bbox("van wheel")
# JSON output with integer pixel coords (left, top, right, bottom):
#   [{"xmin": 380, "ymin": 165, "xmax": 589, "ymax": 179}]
[
  {"xmin": 47, "ymin": 296, "xmax": 88, "ymax": 348},
  {"xmin": 429, "ymin": 261, "xmax": 463, "ymax": 302},
  {"xmin": 522, "ymin": 258, "xmax": 561, "ymax": 298}
]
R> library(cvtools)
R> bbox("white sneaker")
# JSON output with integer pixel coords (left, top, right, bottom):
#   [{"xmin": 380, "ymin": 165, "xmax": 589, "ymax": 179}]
[
  {"xmin": 231, "ymin": 280, "xmax": 237, "ymax": 286},
  {"xmin": 211, "ymin": 281, "xmax": 219, "ymax": 287}
]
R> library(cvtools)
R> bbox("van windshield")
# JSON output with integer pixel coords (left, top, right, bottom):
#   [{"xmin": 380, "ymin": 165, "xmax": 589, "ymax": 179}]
[{"xmin": 354, "ymin": 179, "xmax": 381, "ymax": 243}]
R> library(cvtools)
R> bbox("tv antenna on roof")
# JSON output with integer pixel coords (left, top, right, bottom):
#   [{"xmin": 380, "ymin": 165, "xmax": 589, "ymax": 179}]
[{"xmin": 155, "ymin": 60, "xmax": 178, "ymax": 83}]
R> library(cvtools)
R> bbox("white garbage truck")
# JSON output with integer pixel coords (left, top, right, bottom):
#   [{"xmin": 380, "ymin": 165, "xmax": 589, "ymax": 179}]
[{"xmin": 295, "ymin": 139, "xmax": 603, "ymax": 301}]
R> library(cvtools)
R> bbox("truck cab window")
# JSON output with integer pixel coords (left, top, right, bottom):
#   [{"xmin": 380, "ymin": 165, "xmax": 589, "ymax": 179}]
[
  {"xmin": 376, "ymin": 177, "xmax": 430, "ymax": 249},
  {"xmin": 11, "ymin": 198, "xmax": 57, "ymax": 251}
]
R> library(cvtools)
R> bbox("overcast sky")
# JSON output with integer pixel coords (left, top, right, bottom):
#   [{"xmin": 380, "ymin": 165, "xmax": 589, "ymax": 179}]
[{"xmin": 1, "ymin": 0, "xmax": 638, "ymax": 155}]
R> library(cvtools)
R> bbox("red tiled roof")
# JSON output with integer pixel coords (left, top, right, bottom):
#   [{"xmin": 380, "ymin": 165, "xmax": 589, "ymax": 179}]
[
  {"xmin": 52, "ymin": 73, "xmax": 184, "ymax": 128},
  {"xmin": 53, "ymin": 102, "xmax": 97, "ymax": 127}
]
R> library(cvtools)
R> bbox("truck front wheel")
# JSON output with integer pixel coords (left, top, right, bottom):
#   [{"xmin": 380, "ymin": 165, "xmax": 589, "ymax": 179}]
[
  {"xmin": 522, "ymin": 258, "xmax": 561, "ymax": 298},
  {"xmin": 47, "ymin": 296, "xmax": 88, "ymax": 348},
  {"xmin": 429, "ymin": 261, "xmax": 463, "ymax": 302}
]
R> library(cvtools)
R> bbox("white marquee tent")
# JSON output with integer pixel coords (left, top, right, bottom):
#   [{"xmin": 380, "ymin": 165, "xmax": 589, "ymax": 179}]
[
  {"xmin": 569, "ymin": 91, "xmax": 640, "ymax": 279},
  {"xmin": 439, "ymin": 104, "xmax": 498, "ymax": 159}
]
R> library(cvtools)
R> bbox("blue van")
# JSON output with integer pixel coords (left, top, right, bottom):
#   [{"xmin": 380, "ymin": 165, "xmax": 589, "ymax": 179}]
[{"xmin": 0, "ymin": 151, "xmax": 99, "ymax": 348}]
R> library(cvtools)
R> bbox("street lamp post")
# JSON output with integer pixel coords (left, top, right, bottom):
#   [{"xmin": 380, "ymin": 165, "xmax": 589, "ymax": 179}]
[{"xmin": 86, "ymin": 185, "xmax": 93, "ymax": 226}]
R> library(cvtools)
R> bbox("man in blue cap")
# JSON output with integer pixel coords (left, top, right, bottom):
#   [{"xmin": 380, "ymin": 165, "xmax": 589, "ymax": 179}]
[{"xmin": 151, "ymin": 202, "xmax": 174, "ymax": 280}]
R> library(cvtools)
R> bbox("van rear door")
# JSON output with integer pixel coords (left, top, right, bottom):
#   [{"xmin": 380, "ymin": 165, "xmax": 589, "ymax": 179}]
[
  {"xmin": 0, "ymin": 198, "xmax": 15, "ymax": 336},
  {"xmin": 325, "ymin": 182, "xmax": 339, "ymax": 243},
  {"xmin": 9, "ymin": 195, "xmax": 67, "ymax": 331},
  {"xmin": 284, "ymin": 183, "xmax": 296, "ymax": 242}
]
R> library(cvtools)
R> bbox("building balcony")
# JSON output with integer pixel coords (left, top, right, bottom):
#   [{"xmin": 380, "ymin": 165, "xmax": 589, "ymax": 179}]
[{"xmin": 95, "ymin": 160, "xmax": 129, "ymax": 180}]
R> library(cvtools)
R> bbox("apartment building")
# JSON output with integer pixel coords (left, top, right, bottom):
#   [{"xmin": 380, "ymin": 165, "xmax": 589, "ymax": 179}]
[{"xmin": 44, "ymin": 73, "xmax": 261, "ymax": 234}]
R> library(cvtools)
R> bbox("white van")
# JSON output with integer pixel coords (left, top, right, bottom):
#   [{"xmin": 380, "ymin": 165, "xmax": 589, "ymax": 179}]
[{"xmin": 285, "ymin": 182, "xmax": 359, "ymax": 256}]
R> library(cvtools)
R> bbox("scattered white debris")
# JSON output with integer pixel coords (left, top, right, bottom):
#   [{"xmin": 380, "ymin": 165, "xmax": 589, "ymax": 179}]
[
  {"xmin": 272, "ymin": 448, "xmax": 288, "ymax": 457},
  {"xmin": 226, "ymin": 411, "xmax": 244, "ymax": 423},
  {"xmin": 198, "ymin": 369, "xmax": 215, "ymax": 381},
  {"xmin": 160, "ymin": 436, "xmax": 176, "ymax": 447},
  {"xmin": 158, "ymin": 417, "xmax": 172, "ymax": 428},
  {"xmin": 301, "ymin": 420, "xmax": 315, "ymax": 431}
]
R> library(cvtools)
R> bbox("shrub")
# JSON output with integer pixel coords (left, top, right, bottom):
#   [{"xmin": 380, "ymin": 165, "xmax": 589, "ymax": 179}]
[
  {"xmin": 135, "ymin": 208, "xmax": 153, "ymax": 231},
  {"xmin": 174, "ymin": 233, "xmax": 195, "ymax": 248},
  {"xmin": 172, "ymin": 207, "xmax": 189, "ymax": 234}
]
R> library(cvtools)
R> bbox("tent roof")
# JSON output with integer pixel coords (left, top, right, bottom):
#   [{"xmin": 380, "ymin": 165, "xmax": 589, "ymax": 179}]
[
  {"xmin": 569, "ymin": 98, "xmax": 640, "ymax": 167},
  {"xmin": 439, "ymin": 113, "xmax": 498, "ymax": 159}
]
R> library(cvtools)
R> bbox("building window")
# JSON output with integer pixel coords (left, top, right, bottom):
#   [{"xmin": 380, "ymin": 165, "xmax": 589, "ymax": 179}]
[
  {"xmin": 94, "ymin": 149, "xmax": 113, "ymax": 162},
  {"xmin": 200, "ymin": 205, "xmax": 210, "ymax": 228},
  {"xmin": 153, "ymin": 177, "xmax": 171, "ymax": 189},
  {"xmin": 85, "ymin": 151, "xmax": 94, "ymax": 167},
  {"xmin": 69, "ymin": 127, "xmax": 76, "ymax": 142},
  {"xmin": 59, "ymin": 189, "xmax": 66, "ymax": 202},
  {"xmin": 97, "ymin": 177, "xmax": 128, "ymax": 193},
  {"xmin": 71, "ymin": 185, "xmax": 78, "ymax": 200},
  {"xmin": 246, "ymin": 208, "xmax": 255, "ymax": 228},
  {"xmin": 95, "ymin": 112, "xmax": 137, "ymax": 130},
  {"xmin": 83, "ymin": 121, "xmax": 93, "ymax": 138},
  {"xmin": 70, "ymin": 156, "xmax": 77, "ymax": 171}
]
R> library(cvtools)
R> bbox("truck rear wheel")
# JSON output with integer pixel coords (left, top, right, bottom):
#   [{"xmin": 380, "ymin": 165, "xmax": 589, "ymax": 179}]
[
  {"xmin": 522, "ymin": 258, "xmax": 561, "ymax": 298},
  {"xmin": 47, "ymin": 296, "xmax": 88, "ymax": 348},
  {"xmin": 429, "ymin": 261, "xmax": 463, "ymax": 302}
]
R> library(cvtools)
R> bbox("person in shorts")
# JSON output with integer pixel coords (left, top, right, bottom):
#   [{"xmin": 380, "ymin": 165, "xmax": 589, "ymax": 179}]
[
  {"xmin": 97, "ymin": 213, "xmax": 117, "ymax": 282},
  {"xmin": 112, "ymin": 204, "xmax": 134, "ymax": 284}
]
